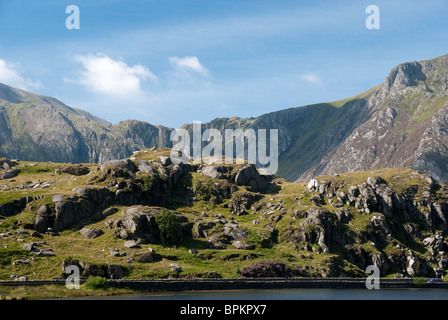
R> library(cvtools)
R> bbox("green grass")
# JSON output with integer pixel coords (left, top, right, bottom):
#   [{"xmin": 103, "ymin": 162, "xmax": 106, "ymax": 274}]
[{"xmin": 1, "ymin": 153, "xmax": 447, "ymax": 298}]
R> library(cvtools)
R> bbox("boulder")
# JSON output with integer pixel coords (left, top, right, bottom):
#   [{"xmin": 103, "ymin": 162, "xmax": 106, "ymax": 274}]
[
  {"xmin": 124, "ymin": 240, "xmax": 139, "ymax": 248},
  {"xmin": 201, "ymin": 165, "xmax": 227, "ymax": 179},
  {"xmin": 0, "ymin": 168, "xmax": 20, "ymax": 180},
  {"xmin": 135, "ymin": 252, "xmax": 162, "ymax": 263},
  {"xmin": 120, "ymin": 210, "xmax": 158, "ymax": 241},
  {"xmin": 232, "ymin": 240, "xmax": 255, "ymax": 250},
  {"xmin": 34, "ymin": 215, "xmax": 49, "ymax": 233},
  {"xmin": 224, "ymin": 222, "xmax": 248, "ymax": 240},
  {"xmin": 79, "ymin": 227, "xmax": 104, "ymax": 239},
  {"xmin": 37, "ymin": 249, "xmax": 56, "ymax": 257},
  {"xmin": 108, "ymin": 264, "xmax": 125, "ymax": 279},
  {"xmin": 100, "ymin": 159, "xmax": 136, "ymax": 173},
  {"xmin": 37, "ymin": 205, "xmax": 49, "ymax": 216},
  {"xmin": 137, "ymin": 160, "xmax": 156, "ymax": 174},
  {"xmin": 169, "ymin": 263, "xmax": 182, "ymax": 273},
  {"xmin": 193, "ymin": 221, "xmax": 215, "ymax": 238},
  {"xmin": 110, "ymin": 248, "xmax": 126, "ymax": 257},
  {"xmin": 0, "ymin": 158, "xmax": 15, "ymax": 170},
  {"xmin": 158, "ymin": 156, "xmax": 172, "ymax": 166},
  {"xmin": 234, "ymin": 164, "xmax": 269, "ymax": 193},
  {"xmin": 367, "ymin": 176, "xmax": 386, "ymax": 187},
  {"xmin": 23, "ymin": 243, "xmax": 38, "ymax": 252},
  {"xmin": 205, "ymin": 235, "xmax": 227, "ymax": 249},
  {"xmin": 60, "ymin": 164, "xmax": 90, "ymax": 176}
]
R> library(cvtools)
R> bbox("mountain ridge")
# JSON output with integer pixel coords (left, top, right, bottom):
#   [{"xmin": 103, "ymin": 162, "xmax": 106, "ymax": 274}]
[{"xmin": 0, "ymin": 54, "xmax": 448, "ymax": 183}]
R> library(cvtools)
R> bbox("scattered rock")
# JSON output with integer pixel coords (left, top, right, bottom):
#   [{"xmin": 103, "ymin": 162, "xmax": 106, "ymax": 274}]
[
  {"xmin": 232, "ymin": 240, "xmax": 255, "ymax": 250},
  {"xmin": 136, "ymin": 252, "xmax": 162, "ymax": 263},
  {"xmin": 189, "ymin": 248, "xmax": 198, "ymax": 255},
  {"xmin": 37, "ymin": 249, "xmax": 56, "ymax": 257},
  {"xmin": 124, "ymin": 240, "xmax": 139, "ymax": 248},
  {"xmin": 169, "ymin": 263, "xmax": 182, "ymax": 273},
  {"xmin": 80, "ymin": 227, "xmax": 104, "ymax": 239},
  {"xmin": 23, "ymin": 243, "xmax": 38, "ymax": 252}
]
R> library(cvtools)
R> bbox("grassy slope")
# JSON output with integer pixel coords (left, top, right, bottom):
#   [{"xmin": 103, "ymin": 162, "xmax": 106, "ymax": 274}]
[
  {"xmin": 276, "ymin": 87, "xmax": 377, "ymax": 180},
  {"xmin": 2, "ymin": 150, "xmax": 443, "ymax": 286}
]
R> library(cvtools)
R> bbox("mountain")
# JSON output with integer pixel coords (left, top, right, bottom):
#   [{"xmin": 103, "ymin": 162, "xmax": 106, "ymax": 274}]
[
  {"xmin": 284, "ymin": 54, "xmax": 448, "ymax": 184},
  {"xmin": 0, "ymin": 83, "xmax": 174, "ymax": 164},
  {"xmin": 0, "ymin": 54, "xmax": 448, "ymax": 183}
]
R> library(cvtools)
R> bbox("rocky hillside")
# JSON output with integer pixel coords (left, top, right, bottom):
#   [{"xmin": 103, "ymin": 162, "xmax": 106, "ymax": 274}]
[
  {"xmin": 1, "ymin": 151, "xmax": 448, "ymax": 281},
  {"xmin": 0, "ymin": 83, "xmax": 173, "ymax": 164}
]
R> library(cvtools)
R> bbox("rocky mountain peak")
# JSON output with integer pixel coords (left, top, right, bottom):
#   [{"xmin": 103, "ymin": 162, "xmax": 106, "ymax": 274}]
[{"xmin": 384, "ymin": 61, "xmax": 426, "ymax": 91}]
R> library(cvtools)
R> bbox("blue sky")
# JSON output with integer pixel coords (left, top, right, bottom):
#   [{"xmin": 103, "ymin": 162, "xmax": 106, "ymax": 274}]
[{"xmin": 0, "ymin": 0, "xmax": 447, "ymax": 128}]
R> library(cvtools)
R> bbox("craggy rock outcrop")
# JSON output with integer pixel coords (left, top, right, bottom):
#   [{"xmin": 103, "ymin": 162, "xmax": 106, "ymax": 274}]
[
  {"xmin": 105, "ymin": 205, "xmax": 191, "ymax": 245},
  {"xmin": 31, "ymin": 156, "xmax": 191, "ymax": 233},
  {"xmin": 1, "ymin": 196, "xmax": 40, "ymax": 218},
  {"xmin": 300, "ymin": 173, "xmax": 448, "ymax": 277},
  {"xmin": 229, "ymin": 192, "xmax": 263, "ymax": 215}
]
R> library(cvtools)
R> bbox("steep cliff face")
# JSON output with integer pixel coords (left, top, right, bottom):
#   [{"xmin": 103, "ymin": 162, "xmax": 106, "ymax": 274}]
[{"xmin": 293, "ymin": 54, "xmax": 448, "ymax": 183}]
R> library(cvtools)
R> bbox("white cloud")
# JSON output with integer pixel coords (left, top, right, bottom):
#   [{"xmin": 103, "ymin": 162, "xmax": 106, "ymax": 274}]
[
  {"xmin": 0, "ymin": 59, "xmax": 42, "ymax": 90},
  {"xmin": 300, "ymin": 72, "xmax": 323, "ymax": 85},
  {"xmin": 169, "ymin": 56, "xmax": 209, "ymax": 76},
  {"xmin": 73, "ymin": 53, "xmax": 157, "ymax": 98}
]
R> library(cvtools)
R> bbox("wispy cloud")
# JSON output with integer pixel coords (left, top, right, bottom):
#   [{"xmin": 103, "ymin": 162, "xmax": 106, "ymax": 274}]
[
  {"xmin": 68, "ymin": 53, "xmax": 157, "ymax": 99},
  {"xmin": 0, "ymin": 58, "xmax": 42, "ymax": 90},
  {"xmin": 300, "ymin": 72, "xmax": 323, "ymax": 85},
  {"xmin": 169, "ymin": 56, "xmax": 209, "ymax": 76}
]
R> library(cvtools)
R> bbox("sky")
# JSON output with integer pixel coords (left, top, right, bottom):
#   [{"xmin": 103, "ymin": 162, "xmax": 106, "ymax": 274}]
[{"xmin": 0, "ymin": 0, "xmax": 447, "ymax": 129}]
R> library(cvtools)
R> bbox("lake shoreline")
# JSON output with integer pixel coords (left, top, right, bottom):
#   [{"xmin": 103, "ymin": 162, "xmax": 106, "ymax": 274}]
[{"xmin": 1, "ymin": 277, "xmax": 448, "ymax": 292}]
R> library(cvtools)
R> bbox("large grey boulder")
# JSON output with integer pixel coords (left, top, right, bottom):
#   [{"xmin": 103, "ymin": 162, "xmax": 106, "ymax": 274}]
[
  {"xmin": 79, "ymin": 227, "xmax": 104, "ymax": 239},
  {"xmin": 136, "ymin": 252, "xmax": 162, "ymax": 263},
  {"xmin": 224, "ymin": 222, "xmax": 248, "ymax": 240},
  {"xmin": 52, "ymin": 194, "xmax": 65, "ymax": 203},
  {"xmin": 37, "ymin": 249, "xmax": 56, "ymax": 257},
  {"xmin": 0, "ymin": 168, "xmax": 20, "ymax": 180},
  {"xmin": 124, "ymin": 240, "xmax": 139, "ymax": 248},
  {"xmin": 100, "ymin": 159, "xmax": 136, "ymax": 172},
  {"xmin": 234, "ymin": 164, "xmax": 268, "ymax": 193},
  {"xmin": 201, "ymin": 165, "xmax": 227, "ymax": 179}
]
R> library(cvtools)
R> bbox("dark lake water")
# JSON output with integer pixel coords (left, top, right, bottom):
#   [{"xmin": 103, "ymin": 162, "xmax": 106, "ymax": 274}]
[{"xmin": 82, "ymin": 288, "xmax": 448, "ymax": 300}]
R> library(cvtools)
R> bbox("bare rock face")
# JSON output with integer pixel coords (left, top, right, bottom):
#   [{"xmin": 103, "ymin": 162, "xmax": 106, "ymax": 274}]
[
  {"xmin": 294, "ymin": 54, "xmax": 448, "ymax": 184},
  {"xmin": 0, "ymin": 83, "xmax": 173, "ymax": 164}
]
